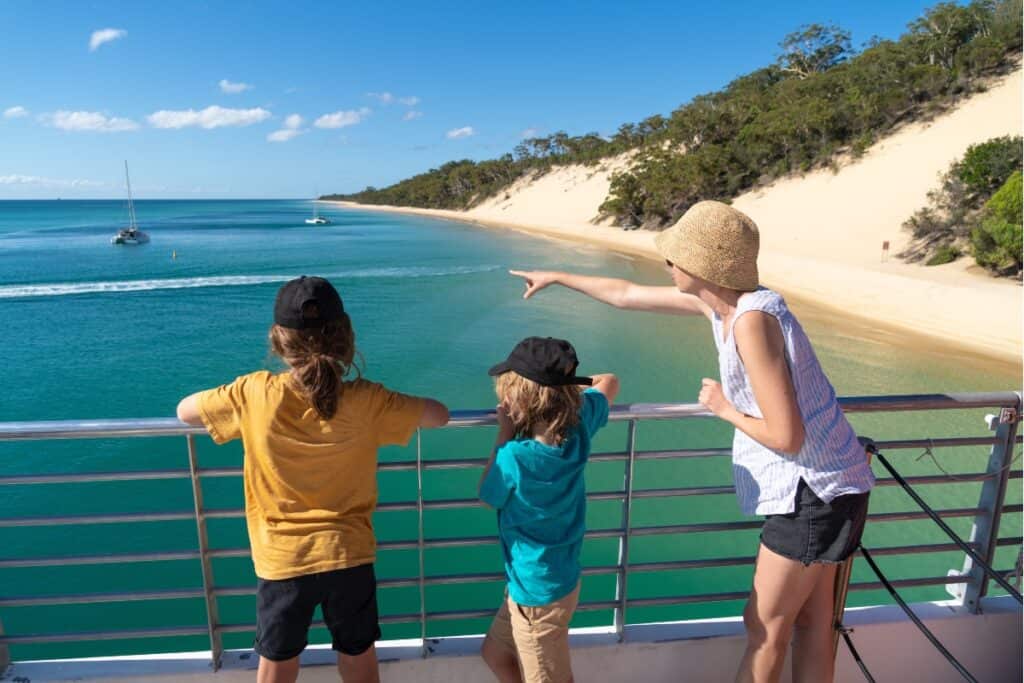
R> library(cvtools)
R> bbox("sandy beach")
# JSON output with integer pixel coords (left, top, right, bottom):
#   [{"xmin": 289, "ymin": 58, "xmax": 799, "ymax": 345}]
[{"xmin": 327, "ymin": 68, "xmax": 1023, "ymax": 368}]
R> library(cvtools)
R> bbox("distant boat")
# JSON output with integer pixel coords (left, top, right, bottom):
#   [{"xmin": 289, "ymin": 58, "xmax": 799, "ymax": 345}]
[
  {"xmin": 111, "ymin": 161, "xmax": 149, "ymax": 245},
  {"xmin": 305, "ymin": 198, "xmax": 330, "ymax": 225}
]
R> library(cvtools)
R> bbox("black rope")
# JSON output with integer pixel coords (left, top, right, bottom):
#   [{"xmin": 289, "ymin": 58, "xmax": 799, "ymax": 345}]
[
  {"xmin": 859, "ymin": 544, "xmax": 978, "ymax": 682},
  {"xmin": 872, "ymin": 449, "xmax": 1023, "ymax": 602},
  {"xmin": 837, "ymin": 625, "xmax": 876, "ymax": 683}
]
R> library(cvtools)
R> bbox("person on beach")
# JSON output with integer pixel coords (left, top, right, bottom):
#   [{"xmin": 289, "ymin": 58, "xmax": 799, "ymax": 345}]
[
  {"xmin": 509, "ymin": 201, "xmax": 875, "ymax": 683},
  {"xmin": 478, "ymin": 336, "xmax": 619, "ymax": 683},
  {"xmin": 176, "ymin": 276, "xmax": 449, "ymax": 683}
]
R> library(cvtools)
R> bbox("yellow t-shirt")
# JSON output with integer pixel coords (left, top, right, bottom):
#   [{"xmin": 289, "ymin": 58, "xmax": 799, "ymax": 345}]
[{"xmin": 197, "ymin": 370, "xmax": 425, "ymax": 580}]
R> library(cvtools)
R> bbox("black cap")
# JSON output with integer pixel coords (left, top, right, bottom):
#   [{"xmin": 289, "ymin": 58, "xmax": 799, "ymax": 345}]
[
  {"xmin": 488, "ymin": 337, "xmax": 593, "ymax": 387},
  {"xmin": 274, "ymin": 276, "xmax": 345, "ymax": 329}
]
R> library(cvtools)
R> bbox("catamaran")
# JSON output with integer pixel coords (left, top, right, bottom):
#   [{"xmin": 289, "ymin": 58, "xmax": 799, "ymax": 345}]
[
  {"xmin": 110, "ymin": 161, "xmax": 149, "ymax": 245},
  {"xmin": 305, "ymin": 198, "xmax": 330, "ymax": 225}
]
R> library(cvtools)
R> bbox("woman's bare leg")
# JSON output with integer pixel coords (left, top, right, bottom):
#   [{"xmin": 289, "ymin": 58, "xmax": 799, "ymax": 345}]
[
  {"xmin": 734, "ymin": 544, "xmax": 828, "ymax": 683},
  {"xmin": 791, "ymin": 563, "xmax": 838, "ymax": 683}
]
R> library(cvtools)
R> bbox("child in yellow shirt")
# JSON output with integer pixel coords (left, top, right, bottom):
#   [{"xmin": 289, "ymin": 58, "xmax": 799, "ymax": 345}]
[{"xmin": 177, "ymin": 276, "xmax": 449, "ymax": 683}]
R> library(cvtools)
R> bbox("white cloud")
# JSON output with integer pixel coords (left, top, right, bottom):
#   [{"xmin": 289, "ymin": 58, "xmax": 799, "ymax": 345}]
[
  {"xmin": 3, "ymin": 106, "xmax": 28, "ymax": 119},
  {"xmin": 314, "ymin": 107, "xmax": 371, "ymax": 129},
  {"xmin": 219, "ymin": 79, "xmax": 253, "ymax": 94},
  {"xmin": 0, "ymin": 174, "xmax": 105, "ymax": 188},
  {"xmin": 403, "ymin": 110, "xmax": 423, "ymax": 121},
  {"xmin": 268, "ymin": 113, "xmax": 306, "ymax": 142},
  {"xmin": 446, "ymin": 126, "xmax": 475, "ymax": 139},
  {"xmin": 267, "ymin": 128, "xmax": 304, "ymax": 142},
  {"xmin": 398, "ymin": 96, "xmax": 420, "ymax": 106},
  {"xmin": 44, "ymin": 110, "xmax": 139, "ymax": 132},
  {"xmin": 147, "ymin": 106, "xmax": 271, "ymax": 129},
  {"xmin": 89, "ymin": 28, "xmax": 126, "ymax": 51},
  {"xmin": 366, "ymin": 92, "xmax": 394, "ymax": 104},
  {"xmin": 521, "ymin": 128, "xmax": 539, "ymax": 139}
]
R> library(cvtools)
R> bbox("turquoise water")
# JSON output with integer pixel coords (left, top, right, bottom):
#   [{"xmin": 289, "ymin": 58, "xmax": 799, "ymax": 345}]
[{"xmin": 0, "ymin": 200, "xmax": 1018, "ymax": 660}]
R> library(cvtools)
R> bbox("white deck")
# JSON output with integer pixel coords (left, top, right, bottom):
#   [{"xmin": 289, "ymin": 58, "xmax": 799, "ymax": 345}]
[{"xmin": 5, "ymin": 597, "xmax": 1020, "ymax": 683}]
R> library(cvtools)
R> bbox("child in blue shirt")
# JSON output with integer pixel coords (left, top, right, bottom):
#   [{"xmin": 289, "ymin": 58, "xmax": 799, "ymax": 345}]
[{"xmin": 479, "ymin": 336, "xmax": 619, "ymax": 683}]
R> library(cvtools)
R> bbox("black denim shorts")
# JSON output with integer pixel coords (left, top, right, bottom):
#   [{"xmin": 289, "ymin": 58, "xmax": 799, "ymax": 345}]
[
  {"xmin": 254, "ymin": 563, "xmax": 380, "ymax": 661},
  {"xmin": 760, "ymin": 480, "xmax": 870, "ymax": 565}
]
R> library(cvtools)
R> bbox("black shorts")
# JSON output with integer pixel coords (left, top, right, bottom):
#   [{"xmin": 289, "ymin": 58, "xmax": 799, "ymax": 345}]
[
  {"xmin": 254, "ymin": 563, "xmax": 381, "ymax": 661},
  {"xmin": 760, "ymin": 480, "xmax": 869, "ymax": 565}
]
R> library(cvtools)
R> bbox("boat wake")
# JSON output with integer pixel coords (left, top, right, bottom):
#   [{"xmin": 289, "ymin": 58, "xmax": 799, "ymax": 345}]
[{"xmin": 0, "ymin": 265, "xmax": 499, "ymax": 299}]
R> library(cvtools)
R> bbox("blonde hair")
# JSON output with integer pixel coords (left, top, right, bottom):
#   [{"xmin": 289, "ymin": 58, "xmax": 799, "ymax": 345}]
[
  {"xmin": 268, "ymin": 309, "xmax": 359, "ymax": 420},
  {"xmin": 495, "ymin": 372, "xmax": 582, "ymax": 443}
]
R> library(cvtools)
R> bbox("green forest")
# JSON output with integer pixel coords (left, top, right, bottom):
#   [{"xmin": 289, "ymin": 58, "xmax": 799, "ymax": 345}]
[{"xmin": 325, "ymin": 1, "xmax": 1022, "ymax": 270}]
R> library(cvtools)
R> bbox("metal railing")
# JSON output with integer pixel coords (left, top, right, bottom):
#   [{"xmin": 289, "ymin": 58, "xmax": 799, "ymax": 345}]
[{"xmin": 0, "ymin": 392, "xmax": 1020, "ymax": 671}]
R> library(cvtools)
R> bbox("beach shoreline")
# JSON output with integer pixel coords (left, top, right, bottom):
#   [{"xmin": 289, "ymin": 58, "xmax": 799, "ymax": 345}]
[{"xmin": 324, "ymin": 199, "xmax": 1022, "ymax": 374}]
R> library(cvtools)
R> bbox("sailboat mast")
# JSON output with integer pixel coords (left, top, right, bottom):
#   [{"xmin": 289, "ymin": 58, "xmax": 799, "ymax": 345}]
[{"xmin": 124, "ymin": 160, "xmax": 138, "ymax": 230}]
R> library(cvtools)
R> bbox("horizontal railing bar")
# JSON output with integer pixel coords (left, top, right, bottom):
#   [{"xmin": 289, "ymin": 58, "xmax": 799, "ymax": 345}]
[
  {"xmin": 871, "ymin": 437, "xmax": 997, "ymax": 450},
  {"xmin": 2, "ymin": 440, "xmax": 1008, "ymax": 486},
  {"xmin": 0, "ymin": 550, "xmax": 201, "ymax": 569},
  {"xmin": 0, "ymin": 589, "xmax": 205, "ymax": 608},
  {"xmin": 0, "ymin": 626, "xmax": 210, "ymax": 644},
  {"xmin": 624, "ymin": 576, "xmax": 967, "ymax": 611},
  {"xmin": 0, "ymin": 511, "xmax": 196, "ymax": 527},
  {"xmin": 0, "ymin": 498, "xmax": 992, "ymax": 530},
  {"xmin": 0, "ymin": 469, "xmax": 192, "ymax": 486},
  {"xmin": 0, "ymin": 392, "xmax": 1017, "ymax": 442},
  {"xmin": 1, "ymin": 569, "xmax": 997, "ymax": 645},
  {"xmin": 996, "ymin": 536, "xmax": 1023, "ymax": 547}
]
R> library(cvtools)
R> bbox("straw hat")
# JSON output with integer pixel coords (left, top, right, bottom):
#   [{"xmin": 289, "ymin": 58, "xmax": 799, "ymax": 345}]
[{"xmin": 654, "ymin": 201, "xmax": 760, "ymax": 291}]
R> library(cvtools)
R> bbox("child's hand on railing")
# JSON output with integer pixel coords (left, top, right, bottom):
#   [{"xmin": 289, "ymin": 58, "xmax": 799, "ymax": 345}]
[{"xmin": 496, "ymin": 403, "xmax": 515, "ymax": 441}]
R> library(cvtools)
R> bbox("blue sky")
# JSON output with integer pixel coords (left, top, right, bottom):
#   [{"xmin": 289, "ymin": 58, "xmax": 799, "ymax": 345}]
[{"xmin": 0, "ymin": 0, "xmax": 937, "ymax": 199}]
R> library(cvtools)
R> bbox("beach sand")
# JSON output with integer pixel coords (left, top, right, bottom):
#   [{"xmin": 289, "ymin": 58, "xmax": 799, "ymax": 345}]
[{"xmin": 326, "ymin": 68, "xmax": 1023, "ymax": 368}]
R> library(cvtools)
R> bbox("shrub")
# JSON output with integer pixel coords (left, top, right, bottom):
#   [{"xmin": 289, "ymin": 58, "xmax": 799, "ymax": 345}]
[
  {"xmin": 971, "ymin": 170, "xmax": 1023, "ymax": 273},
  {"xmin": 954, "ymin": 135, "xmax": 1023, "ymax": 201},
  {"xmin": 926, "ymin": 244, "xmax": 962, "ymax": 265}
]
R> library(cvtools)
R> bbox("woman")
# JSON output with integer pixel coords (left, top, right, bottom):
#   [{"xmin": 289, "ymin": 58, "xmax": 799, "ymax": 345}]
[{"xmin": 509, "ymin": 201, "xmax": 874, "ymax": 683}]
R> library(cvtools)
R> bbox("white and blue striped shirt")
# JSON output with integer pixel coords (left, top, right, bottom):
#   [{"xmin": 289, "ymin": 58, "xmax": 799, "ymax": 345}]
[{"xmin": 711, "ymin": 288, "xmax": 875, "ymax": 516}]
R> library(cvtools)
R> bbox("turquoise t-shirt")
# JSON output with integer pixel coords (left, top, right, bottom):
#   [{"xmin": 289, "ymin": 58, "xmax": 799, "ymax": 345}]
[{"xmin": 480, "ymin": 388, "xmax": 610, "ymax": 606}]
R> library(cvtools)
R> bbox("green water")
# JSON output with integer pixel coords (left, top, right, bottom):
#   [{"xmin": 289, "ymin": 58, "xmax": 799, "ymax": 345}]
[{"xmin": 0, "ymin": 200, "xmax": 1018, "ymax": 660}]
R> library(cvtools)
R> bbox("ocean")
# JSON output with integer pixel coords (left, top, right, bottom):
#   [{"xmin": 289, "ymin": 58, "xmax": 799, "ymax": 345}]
[{"xmin": 0, "ymin": 199, "xmax": 1018, "ymax": 659}]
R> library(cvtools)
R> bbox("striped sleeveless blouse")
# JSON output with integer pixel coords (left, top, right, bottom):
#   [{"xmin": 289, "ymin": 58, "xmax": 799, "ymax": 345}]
[{"xmin": 710, "ymin": 288, "xmax": 875, "ymax": 516}]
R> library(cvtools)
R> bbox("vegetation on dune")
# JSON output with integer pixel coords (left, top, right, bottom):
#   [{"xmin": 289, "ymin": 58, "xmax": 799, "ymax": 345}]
[
  {"xmin": 903, "ymin": 135, "xmax": 1022, "ymax": 275},
  {"xmin": 326, "ymin": 1, "xmax": 1022, "ymax": 238}
]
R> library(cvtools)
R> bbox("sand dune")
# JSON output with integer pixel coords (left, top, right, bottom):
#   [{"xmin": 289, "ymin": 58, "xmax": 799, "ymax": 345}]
[{"xmin": 328, "ymin": 68, "xmax": 1022, "ymax": 365}]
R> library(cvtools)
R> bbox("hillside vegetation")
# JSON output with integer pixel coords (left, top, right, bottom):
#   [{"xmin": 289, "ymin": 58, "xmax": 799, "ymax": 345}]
[
  {"xmin": 903, "ymin": 135, "xmax": 1022, "ymax": 274},
  {"xmin": 328, "ymin": 1, "xmax": 1022, "ymax": 231}
]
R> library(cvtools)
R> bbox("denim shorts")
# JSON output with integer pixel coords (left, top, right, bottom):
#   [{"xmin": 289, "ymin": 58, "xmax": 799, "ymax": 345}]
[
  {"xmin": 760, "ymin": 480, "xmax": 869, "ymax": 565},
  {"xmin": 254, "ymin": 563, "xmax": 380, "ymax": 661}
]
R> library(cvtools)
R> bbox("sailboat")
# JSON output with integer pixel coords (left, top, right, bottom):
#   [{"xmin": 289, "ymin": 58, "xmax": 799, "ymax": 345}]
[
  {"xmin": 305, "ymin": 197, "xmax": 330, "ymax": 225},
  {"xmin": 111, "ymin": 161, "xmax": 149, "ymax": 245}
]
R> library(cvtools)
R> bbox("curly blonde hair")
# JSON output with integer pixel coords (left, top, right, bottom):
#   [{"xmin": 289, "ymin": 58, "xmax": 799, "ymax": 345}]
[{"xmin": 495, "ymin": 372, "xmax": 582, "ymax": 443}]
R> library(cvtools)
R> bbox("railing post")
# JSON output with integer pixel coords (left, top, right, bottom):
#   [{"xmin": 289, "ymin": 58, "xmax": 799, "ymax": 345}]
[
  {"xmin": 832, "ymin": 440, "xmax": 874, "ymax": 655},
  {"xmin": 0, "ymin": 614, "xmax": 9, "ymax": 674},
  {"xmin": 186, "ymin": 434, "xmax": 224, "ymax": 670},
  {"xmin": 961, "ymin": 398, "xmax": 1020, "ymax": 613},
  {"xmin": 612, "ymin": 420, "xmax": 637, "ymax": 642},
  {"xmin": 415, "ymin": 429, "xmax": 428, "ymax": 658}
]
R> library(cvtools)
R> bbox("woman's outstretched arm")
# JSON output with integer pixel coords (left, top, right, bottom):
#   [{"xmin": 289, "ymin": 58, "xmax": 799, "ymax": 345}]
[{"xmin": 510, "ymin": 269, "xmax": 710, "ymax": 317}]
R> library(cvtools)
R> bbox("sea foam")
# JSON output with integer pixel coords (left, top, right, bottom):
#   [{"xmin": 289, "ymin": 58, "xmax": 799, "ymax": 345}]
[{"xmin": 0, "ymin": 265, "xmax": 498, "ymax": 299}]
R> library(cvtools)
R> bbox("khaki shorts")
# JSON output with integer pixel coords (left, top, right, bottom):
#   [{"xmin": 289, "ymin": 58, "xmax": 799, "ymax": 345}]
[{"xmin": 485, "ymin": 583, "xmax": 580, "ymax": 683}]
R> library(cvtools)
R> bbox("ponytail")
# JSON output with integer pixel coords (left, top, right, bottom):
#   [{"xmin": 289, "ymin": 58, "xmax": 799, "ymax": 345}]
[{"xmin": 269, "ymin": 315, "xmax": 358, "ymax": 420}]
